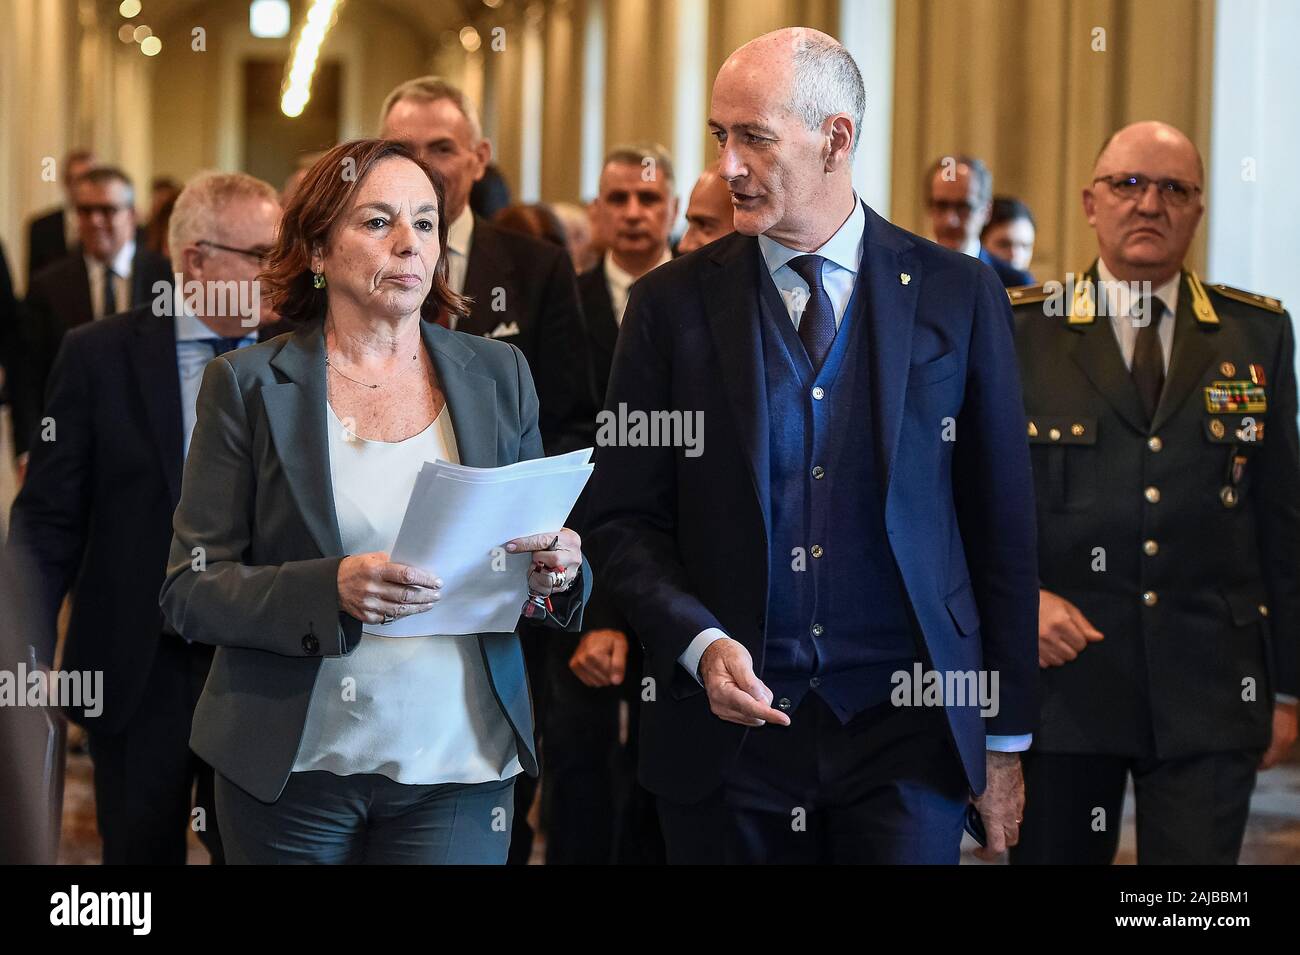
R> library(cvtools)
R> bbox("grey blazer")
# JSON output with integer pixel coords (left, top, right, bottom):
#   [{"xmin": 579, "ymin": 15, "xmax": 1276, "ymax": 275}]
[{"xmin": 159, "ymin": 318, "xmax": 590, "ymax": 803}]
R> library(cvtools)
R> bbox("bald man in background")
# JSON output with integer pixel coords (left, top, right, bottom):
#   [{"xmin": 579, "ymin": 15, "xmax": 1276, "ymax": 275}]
[
  {"xmin": 1009, "ymin": 121, "xmax": 1299, "ymax": 864},
  {"xmin": 677, "ymin": 165, "xmax": 736, "ymax": 255}
]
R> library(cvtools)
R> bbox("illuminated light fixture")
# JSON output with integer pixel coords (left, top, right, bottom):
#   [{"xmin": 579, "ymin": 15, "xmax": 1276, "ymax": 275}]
[
  {"xmin": 119, "ymin": 0, "xmax": 142, "ymax": 17},
  {"xmin": 118, "ymin": 23, "xmax": 136, "ymax": 42},
  {"xmin": 459, "ymin": 25, "xmax": 481, "ymax": 52},
  {"xmin": 132, "ymin": 24, "xmax": 152, "ymax": 41},
  {"xmin": 483, "ymin": 0, "xmax": 503, "ymax": 8},
  {"xmin": 281, "ymin": 0, "xmax": 343, "ymax": 117},
  {"xmin": 140, "ymin": 35, "xmax": 162, "ymax": 56},
  {"xmin": 250, "ymin": 0, "xmax": 290, "ymax": 39}
]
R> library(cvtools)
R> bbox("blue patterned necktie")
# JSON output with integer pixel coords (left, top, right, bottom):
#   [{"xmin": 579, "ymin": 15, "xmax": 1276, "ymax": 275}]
[{"xmin": 787, "ymin": 254, "xmax": 836, "ymax": 371}]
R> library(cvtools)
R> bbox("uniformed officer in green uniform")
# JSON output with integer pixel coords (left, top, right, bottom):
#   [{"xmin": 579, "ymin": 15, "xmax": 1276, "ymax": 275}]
[{"xmin": 1009, "ymin": 121, "xmax": 1299, "ymax": 864}]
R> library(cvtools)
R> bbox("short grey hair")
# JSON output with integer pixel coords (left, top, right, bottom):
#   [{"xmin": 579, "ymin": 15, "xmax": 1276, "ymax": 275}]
[
  {"xmin": 602, "ymin": 142, "xmax": 675, "ymax": 189},
  {"xmin": 168, "ymin": 171, "xmax": 280, "ymax": 273},
  {"xmin": 789, "ymin": 32, "xmax": 865, "ymax": 157},
  {"xmin": 73, "ymin": 166, "xmax": 135, "ymax": 207},
  {"xmin": 923, "ymin": 154, "xmax": 993, "ymax": 206},
  {"xmin": 379, "ymin": 76, "xmax": 483, "ymax": 142}
]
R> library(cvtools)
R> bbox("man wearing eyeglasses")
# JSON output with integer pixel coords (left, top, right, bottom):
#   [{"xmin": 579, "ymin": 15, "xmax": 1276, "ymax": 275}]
[
  {"xmin": 924, "ymin": 153, "xmax": 1034, "ymax": 288},
  {"xmin": 9, "ymin": 172, "xmax": 284, "ymax": 864},
  {"xmin": 1007, "ymin": 120, "xmax": 1299, "ymax": 864},
  {"xmin": 12, "ymin": 167, "xmax": 171, "ymax": 465}
]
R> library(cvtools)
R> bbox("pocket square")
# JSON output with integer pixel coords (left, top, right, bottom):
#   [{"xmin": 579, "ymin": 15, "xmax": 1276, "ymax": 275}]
[{"xmin": 487, "ymin": 321, "xmax": 520, "ymax": 339}]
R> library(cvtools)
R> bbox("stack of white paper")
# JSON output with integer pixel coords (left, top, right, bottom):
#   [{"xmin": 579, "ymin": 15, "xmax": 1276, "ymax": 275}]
[{"xmin": 370, "ymin": 448, "xmax": 594, "ymax": 637}]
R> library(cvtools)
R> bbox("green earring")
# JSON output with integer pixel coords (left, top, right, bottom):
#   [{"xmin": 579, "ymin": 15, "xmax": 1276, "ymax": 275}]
[{"xmin": 313, "ymin": 271, "xmax": 326, "ymax": 289}]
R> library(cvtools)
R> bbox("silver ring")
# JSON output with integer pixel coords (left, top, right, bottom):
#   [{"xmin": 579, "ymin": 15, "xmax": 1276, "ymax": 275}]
[
  {"xmin": 381, "ymin": 612, "xmax": 395, "ymax": 625},
  {"xmin": 548, "ymin": 568, "xmax": 566, "ymax": 591}
]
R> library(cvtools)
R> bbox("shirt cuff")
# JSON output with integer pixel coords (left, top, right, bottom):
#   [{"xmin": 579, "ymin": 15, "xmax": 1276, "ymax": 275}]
[
  {"xmin": 986, "ymin": 733, "xmax": 1033, "ymax": 753},
  {"xmin": 1277, "ymin": 694, "xmax": 1298, "ymax": 706},
  {"xmin": 678, "ymin": 628, "xmax": 729, "ymax": 685}
]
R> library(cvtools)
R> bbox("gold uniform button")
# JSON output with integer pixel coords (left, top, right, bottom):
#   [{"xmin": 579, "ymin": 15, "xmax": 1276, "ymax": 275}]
[
  {"xmin": 1259, "ymin": 604, "xmax": 1269, "ymax": 617},
  {"xmin": 1147, "ymin": 436, "xmax": 1163, "ymax": 452},
  {"xmin": 1144, "ymin": 486, "xmax": 1161, "ymax": 503},
  {"xmin": 1027, "ymin": 421, "xmax": 1038, "ymax": 438},
  {"xmin": 1049, "ymin": 427, "xmax": 1061, "ymax": 441},
  {"xmin": 1142, "ymin": 591, "xmax": 1159, "ymax": 607},
  {"xmin": 1143, "ymin": 540, "xmax": 1159, "ymax": 556},
  {"xmin": 1071, "ymin": 423, "xmax": 1085, "ymax": 436},
  {"xmin": 810, "ymin": 545, "xmax": 824, "ymax": 558},
  {"xmin": 1210, "ymin": 419, "xmax": 1225, "ymax": 439},
  {"xmin": 1221, "ymin": 361, "xmax": 1236, "ymax": 377}
]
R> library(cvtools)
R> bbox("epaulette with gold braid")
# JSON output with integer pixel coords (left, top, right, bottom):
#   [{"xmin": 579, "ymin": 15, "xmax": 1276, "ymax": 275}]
[
  {"xmin": 1006, "ymin": 283, "xmax": 1051, "ymax": 306},
  {"xmin": 1211, "ymin": 284, "xmax": 1285, "ymax": 314}
]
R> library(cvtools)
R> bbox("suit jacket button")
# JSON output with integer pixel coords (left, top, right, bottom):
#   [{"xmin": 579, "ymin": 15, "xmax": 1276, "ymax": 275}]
[
  {"xmin": 1141, "ymin": 591, "xmax": 1158, "ymax": 607},
  {"xmin": 302, "ymin": 633, "xmax": 320, "ymax": 654},
  {"xmin": 777, "ymin": 697, "xmax": 792, "ymax": 710},
  {"xmin": 1147, "ymin": 436, "xmax": 1163, "ymax": 452}
]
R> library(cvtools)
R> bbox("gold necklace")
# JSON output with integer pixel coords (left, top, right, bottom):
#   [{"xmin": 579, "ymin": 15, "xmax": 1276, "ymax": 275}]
[{"xmin": 325, "ymin": 351, "xmax": 419, "ymax": 389}]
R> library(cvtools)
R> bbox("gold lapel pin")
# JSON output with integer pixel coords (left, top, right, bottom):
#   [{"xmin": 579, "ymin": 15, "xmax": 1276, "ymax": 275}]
[{"xmin": 900, "ymin": 273, "xmax": 911, "ymax": 285}]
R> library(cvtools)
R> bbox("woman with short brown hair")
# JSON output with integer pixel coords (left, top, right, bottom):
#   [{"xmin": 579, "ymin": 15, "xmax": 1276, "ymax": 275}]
[{"xmin": 160, "ymin": 139, "xmax": 590, "ymax": 864}]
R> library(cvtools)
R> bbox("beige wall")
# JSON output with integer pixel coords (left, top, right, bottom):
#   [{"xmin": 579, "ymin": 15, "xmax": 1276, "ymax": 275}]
[
  {"xmin": 149, "ymin": 2, "xmax": 434, "ymax": 188},
  {"xmin": 892, "ymin": 0, "xmax": 1215, "ymax": 282}
]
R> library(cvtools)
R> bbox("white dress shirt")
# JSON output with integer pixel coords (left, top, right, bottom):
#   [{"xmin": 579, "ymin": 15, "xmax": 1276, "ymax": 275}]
[
  {"xmin": 444, "ymin": 205, "xmax": 475, "ymax": 317},
  {"xmin": 85, "ymin": 239, "xmax": 134, "ymax": 320},
  {"xmin": 1096, "ymin": 258, "xmax": 1179, "ymax": 372},
  {"xmin": 173, "ymin": 295, "xmax": 257, "ymax": 459},
  {"xmin": 604, "ymin": 249, "xmax": 673, "ymax": 326},
  {"xmin": 292, "ymin": 400, "xmax": 523, "ymax": 784}
]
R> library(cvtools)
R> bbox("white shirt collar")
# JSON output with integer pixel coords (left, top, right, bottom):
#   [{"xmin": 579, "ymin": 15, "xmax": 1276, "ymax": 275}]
[
  {"xmin": 757, "ymin": 195, "xmax": 864, "ymax": 278},
  {"xmin": 172, "ymin": 282, "xmax": 256, "ymax": 342},
  {"xmin": 604, "ymin": 249, "xmax": 671, "ymax": 293},
  {"xmin": 447, "ymin": 205, "xmax": 474, "ymax": 258},
  {"xmin": 86, "ymin": 238, "xmax": 135, "ymax": 279},
  {"xmin": 962, "ymin": 237, "xmax": 983, "ymax": 259},
  {"xmin": 1096, "ymin": 257, "xmax": 1181, "ymax": 319}
]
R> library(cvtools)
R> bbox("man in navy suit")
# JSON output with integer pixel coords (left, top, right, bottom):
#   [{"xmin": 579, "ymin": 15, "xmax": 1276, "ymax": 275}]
[
  {"xmin": 8, "ymin": 172, "xmax": 283, "ymax": 864},
  {"xmin": 585, "ymin": 28, "xmax": 1039, "ymax": 864},
  {"xmin": 925, "ymin": 154, "xmax": 1034, "ymax": 288}
]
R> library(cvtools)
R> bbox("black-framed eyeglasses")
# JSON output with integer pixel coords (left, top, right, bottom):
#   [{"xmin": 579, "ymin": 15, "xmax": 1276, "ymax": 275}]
[
  {"xmin": 927, "ymin": 198, "xmax": 980, "ymax": 217},
  {"xmin": 75, "ymin": 203, "xmax": 129, "ymax": 217},
  {"xmin": 1092, "ymin": 174, "xmax": 1202, "ymax": 207},
  {"xmin": 197, "ymin": 240, "xmax": 272, "ymax": 264}
]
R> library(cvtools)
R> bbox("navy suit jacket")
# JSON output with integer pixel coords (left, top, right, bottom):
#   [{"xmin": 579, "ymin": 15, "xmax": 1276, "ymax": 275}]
[
  {"xmin": 979, "ymin": 246, "xmax": 1034, "ymax": 288},
  {"xmin": 585, "ymin": 203, "xmax": 1040, "ymax": 801}
]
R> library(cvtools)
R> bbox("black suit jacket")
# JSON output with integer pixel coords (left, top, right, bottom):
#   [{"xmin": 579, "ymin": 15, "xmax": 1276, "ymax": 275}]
[
  {"xmin": 586, "ymin": 206, "xmax": 1040, "ymax": 802},
  {"xmin": 0, "ymin": 241, "xmax": 15, "ymax": 400},
  {"xmin": 573, "ymin": 265, "xmax": 628, "ymax": 636},
  {"xmin": 457, "ymin": 217, "xmax": 597, "ymax": 454},
  {"xmin": 12, "ymin": 246, "xmax": 171, "ymax": 456},
  {"xmin": 1012, "ymin": 267, "xmax": 1300, "ymax": 758},
  {"xmin": 7, "ymin": 305, "xmax": 284, "ymax": 732},
  {"xmin": 26, "ymin": 208, "xmax": 67, "ymax": 287},
  {"xmin": 578, "ymin": 265, "xmax": 620, "ymax": 404}
]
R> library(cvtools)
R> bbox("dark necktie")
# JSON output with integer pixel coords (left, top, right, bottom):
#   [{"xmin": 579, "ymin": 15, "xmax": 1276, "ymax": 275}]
[
  {"xmin": 102, "ymin": 264, "xmax": 118, "ymax": 318},
  {"xmin": 787, "ymin": 254, "xmax": 837, "ymax": 371},
  {"xmin": 210, "ymin": 336, "xmax": 248, "ymax": 356},
  {"xmin": 1131, "ymin": 295, "xmax": 1167, "ymax": 422}
]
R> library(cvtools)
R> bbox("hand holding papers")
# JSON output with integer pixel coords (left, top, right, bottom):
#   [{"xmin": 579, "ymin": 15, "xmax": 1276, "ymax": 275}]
[{"xmin": 370, "ymin": 448, "xmax": 594, "ymax": 636}]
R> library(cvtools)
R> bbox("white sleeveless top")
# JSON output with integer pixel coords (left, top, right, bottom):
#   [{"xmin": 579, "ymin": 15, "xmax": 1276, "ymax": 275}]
[{"xmin": 290, "ymin": 399, "xmax": 522, "ymax": 785}]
